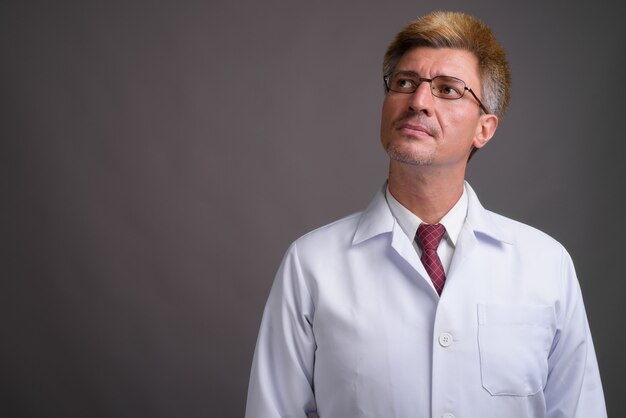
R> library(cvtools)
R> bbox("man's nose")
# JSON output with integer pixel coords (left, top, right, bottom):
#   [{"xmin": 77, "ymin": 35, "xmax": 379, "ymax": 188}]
[{"xmin": 408, "ymin": 80, "xmax": 434, "ymax": 115}]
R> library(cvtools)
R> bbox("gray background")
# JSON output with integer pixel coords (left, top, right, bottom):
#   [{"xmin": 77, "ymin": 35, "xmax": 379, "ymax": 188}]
[{"xmin": 2, "ymin": 0, "xmax": 624, "ymax": 417}]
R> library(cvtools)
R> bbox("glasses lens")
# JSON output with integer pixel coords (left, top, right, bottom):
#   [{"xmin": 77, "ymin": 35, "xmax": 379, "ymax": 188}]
[
  {"xmin": 431, "ymin": 76, "xmax": 465, "ymax": 99},
  {"xmin": 387, "ymin": 72, "xmax": 418, "ymax": 93}
]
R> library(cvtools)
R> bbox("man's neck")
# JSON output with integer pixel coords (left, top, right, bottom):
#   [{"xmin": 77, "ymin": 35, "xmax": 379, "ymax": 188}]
[{"xmin": 387, "ymin": 161, "xmax": 466, "ymax": 224}]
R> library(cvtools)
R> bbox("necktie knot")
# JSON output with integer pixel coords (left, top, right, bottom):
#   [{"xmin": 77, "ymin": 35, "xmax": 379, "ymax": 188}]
[{"xmin": 416, "ymin": 223, "xmax": 446, "ymax": 251}]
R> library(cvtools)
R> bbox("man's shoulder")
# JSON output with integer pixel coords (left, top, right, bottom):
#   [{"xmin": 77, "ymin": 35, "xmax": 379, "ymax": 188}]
[
  {"xmin": 486, "ymin": 209, "xmax": 566, "ymax": 252},
  {"xmin": 293, "ymin": 210, "xmax": 364, "ymax": 249},
  {"xmin": 465, "ymin": 182, "xmax": 565, "ymax": 251},
  {"xmin": 284, "ymin": 185, "xmax": 391, "ymax": 259}
]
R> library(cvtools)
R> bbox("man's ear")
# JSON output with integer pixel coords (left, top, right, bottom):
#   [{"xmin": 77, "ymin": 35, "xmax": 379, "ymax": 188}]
[{"xmin": 473, "ymin": 114, "xmax": 499, "ymax": 149}]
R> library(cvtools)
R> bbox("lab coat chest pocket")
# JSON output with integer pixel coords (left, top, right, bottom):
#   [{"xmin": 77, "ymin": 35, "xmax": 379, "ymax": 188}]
[{"xmin": 477, "ymin": 304, "xmax": 556, "ymax": 396}]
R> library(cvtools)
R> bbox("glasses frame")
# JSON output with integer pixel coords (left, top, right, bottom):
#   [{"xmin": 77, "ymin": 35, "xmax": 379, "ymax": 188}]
[{"xmin": 383, "ymin": 72, "xmax": 490, "ymax": 114}]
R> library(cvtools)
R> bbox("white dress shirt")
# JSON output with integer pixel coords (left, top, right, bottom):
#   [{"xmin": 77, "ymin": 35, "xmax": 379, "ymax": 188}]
[{"xmin": 246, "ymin": 182, "xmax": 606, "ymax": 418}]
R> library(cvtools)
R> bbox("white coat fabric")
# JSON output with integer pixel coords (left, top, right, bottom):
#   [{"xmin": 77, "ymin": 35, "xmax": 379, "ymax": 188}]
[{"xmin": 245, "ymin": 183, "xmax": 606, "ymax": 418}]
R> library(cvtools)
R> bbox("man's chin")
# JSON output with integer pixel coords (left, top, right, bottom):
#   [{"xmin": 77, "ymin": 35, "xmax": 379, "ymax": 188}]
[{"xmin": 386, "ymin": 144, "xmax": 434, "ymax": 166}]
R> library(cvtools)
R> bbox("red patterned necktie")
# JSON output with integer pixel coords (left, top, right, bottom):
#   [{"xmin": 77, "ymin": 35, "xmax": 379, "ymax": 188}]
[{"xmin": 416, "ymin": 223, "xmax": 447, "ymax": 295}]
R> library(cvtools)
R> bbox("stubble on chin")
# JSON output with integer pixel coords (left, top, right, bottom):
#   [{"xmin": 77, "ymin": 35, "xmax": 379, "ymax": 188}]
[{"xmin": 385, "ymin": 142, "xmax": 435, "ymax": 166}]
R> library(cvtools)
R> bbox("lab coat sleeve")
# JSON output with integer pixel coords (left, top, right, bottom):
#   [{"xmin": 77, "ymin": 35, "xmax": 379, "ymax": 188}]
[
  {"xmin": 544, "ymin": 249, "xmax": 607, "ymax": 418},
  {"xmin": 245, "ymin": 241, "xmax": 317, "ymax": 418}
]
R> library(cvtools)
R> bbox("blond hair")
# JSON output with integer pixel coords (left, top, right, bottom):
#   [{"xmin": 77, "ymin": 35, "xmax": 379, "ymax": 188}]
[{"xmin": 383, "ymin": 11, "xmax": 511, "ymax": 117}]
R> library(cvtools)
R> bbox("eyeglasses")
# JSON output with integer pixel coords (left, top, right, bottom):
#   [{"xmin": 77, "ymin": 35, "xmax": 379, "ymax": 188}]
[{"xmin": 383, "ymin": 71, "xmax": 490, "ymax": 114}]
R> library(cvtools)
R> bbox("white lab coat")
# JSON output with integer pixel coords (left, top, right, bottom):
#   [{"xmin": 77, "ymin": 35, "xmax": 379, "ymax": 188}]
[{"xmin": 246, "ymin": 183, "xmax": 606, "ymax": 418}]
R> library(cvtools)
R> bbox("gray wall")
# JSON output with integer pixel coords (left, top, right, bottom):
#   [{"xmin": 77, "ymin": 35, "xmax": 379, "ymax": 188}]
[{"xmin": 2, "ymin": 0, "xmax": 624, "ymax": 417}]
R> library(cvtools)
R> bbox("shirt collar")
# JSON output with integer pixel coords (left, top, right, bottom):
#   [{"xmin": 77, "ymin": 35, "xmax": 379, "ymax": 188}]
[{"xmin": 385, "ymin": 184, "xmax": 468, "ymax": 246}]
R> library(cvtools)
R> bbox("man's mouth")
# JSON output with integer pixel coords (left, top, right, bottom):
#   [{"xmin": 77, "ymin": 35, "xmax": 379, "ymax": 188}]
[{"xmin": 396, "ymin": 122, "xmax": 434, "ymax": 137}]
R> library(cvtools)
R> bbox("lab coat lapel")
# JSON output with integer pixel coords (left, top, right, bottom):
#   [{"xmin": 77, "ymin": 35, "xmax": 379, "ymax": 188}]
[
  {"xmin": 391, "ymin": 220, "xmax": 428, "ymax": 278},
  {"xmin": 353, "ymin": 184, "xmax": 433, "ymax": 290}
]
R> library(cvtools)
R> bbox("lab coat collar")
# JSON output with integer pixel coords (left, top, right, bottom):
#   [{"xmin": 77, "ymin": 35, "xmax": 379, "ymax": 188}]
[
  {"xmin": 463, "ymin": 182, "xmax": 514, "ymax": 245},
  {"xmin": 352, "ymin": 181, "xmax": 514, "ymax": 246},
  {"xmin": 352, "ymin": 183, "xmax": 395, "ymax": 245}
]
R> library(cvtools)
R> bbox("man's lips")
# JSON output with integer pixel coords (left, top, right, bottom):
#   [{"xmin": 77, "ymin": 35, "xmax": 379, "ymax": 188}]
[{"xmin": 396, "ymin": 122, "xmax": 434, "ymax": 137}]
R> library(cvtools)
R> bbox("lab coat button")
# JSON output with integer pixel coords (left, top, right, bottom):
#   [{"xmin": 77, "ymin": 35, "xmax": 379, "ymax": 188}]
[{"xmin": 438, "ymin": 332, "xmax": 453, "ymax": 347}]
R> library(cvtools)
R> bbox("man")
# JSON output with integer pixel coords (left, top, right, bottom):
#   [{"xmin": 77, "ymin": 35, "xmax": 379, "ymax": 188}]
[{"xmin": 246, "ymin": 11, "xmax": 606, "ymax": 418}]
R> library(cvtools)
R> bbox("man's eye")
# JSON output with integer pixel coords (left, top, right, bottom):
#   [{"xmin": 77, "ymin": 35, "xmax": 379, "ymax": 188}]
[
  {"xmin": 436, "ymin": 84, "xmax": 461, "ymax": 97},
  {"xmin": 396, "ymin": 78, "xmax": 415, "ymax": 90}
]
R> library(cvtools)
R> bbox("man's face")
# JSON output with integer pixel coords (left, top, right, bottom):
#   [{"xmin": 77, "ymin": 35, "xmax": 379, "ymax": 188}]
[{"xmin": 380, "ymin": 47, "xmax": 495, "ymax": 168}]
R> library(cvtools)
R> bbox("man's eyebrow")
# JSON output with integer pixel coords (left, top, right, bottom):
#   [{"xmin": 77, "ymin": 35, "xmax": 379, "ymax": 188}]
[{"xmin": 393, "ymin": 70, "xmax": 420, "ymax": 77}]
